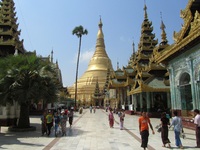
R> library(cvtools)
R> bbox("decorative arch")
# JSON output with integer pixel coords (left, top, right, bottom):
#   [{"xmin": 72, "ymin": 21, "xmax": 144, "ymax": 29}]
[
  {"xmin": 179, "ymin": 72, "xmax": 193, "ymax": 116},
  {"xmin": 179, "ymin": 72, "xmax": 190, "ymax": 85}
]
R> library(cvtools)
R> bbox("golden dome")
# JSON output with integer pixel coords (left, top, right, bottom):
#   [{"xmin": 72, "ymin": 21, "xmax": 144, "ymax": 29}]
[{"xmin": 68, "ymin": 18, "xmax": 114, "ymax": 104}]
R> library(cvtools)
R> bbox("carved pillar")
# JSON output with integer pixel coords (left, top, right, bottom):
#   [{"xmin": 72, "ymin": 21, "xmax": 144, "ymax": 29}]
[
  {"xmin": 186, "ymin": 57, "xmax": 196, "ymax": 109},
  {"xmin": 168, "ymin": 65, "xmax": 176, "ymax": 109},
  {"xmin": 133, "ymin": 94, "xmax": 137, "ymax": 111},
  {"xmin": 196, "ymin": 82, "xmax": 200, "ymax": 109},
  {"xmin": 146, "ymin": 92, "xmax": 150, "ymax": 112},
  {"xmin": 140, "ymin": 93, "xmax": 143, "ymax": 111},
  {"xmin": 167, "ymin": 92, "xmax": 171, "ymax": 109}
]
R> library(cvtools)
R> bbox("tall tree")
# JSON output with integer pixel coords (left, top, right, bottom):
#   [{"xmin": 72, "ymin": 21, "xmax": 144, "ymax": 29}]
[
  {"xmin": 0, "ymin": 54, "xmax": 59, "ymax": 128},
  {"xmin": 72, "ymin": 25, "xmax": 88, "ymax": 109}
]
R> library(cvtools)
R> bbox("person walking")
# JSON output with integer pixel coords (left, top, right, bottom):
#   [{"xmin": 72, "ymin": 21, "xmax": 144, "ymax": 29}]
[
  {"xmin": 139, "ymin": 111, "xmax": 155, "ymax": 150},
  {"xmin": 160, "ymin": 112, "xmax": 171, "ymax": 148},
  {"xmin": 120, "ymin": 109, "xmax": 125, "ymax": 130},
  {"xmin": 60, "ymin": 110, "xmax": 67, "ymax": 136},
  {"xmin": 169, "ymin": 110, "xmax": 184, "ymax": 149},
  {"xmin": 108, "ymin": 108, "xmax": 114, "ymax": 128},
  {"xmin": 46, "ymin": 110, "xmax": 54, "ymax": 136},
  {"xmin": 54, "ymin": 112, "xmax": 61, "ymax": 137},
  {"xmin": 90, "ymin": 105, "xmax": 92, "ymax": 113},
  {"xmin": 41, "ymin": 111, "xmax": 47, "ymax": 136},
  {"xmin": 68, "ymin": 109, "xmax": 74, "ymax": 128},
  {"xmin": 194, "ymin": 109, "xmax": 200, "ymax": 148}
]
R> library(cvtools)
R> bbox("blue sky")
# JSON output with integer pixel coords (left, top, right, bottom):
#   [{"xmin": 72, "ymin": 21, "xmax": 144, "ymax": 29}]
[{"xmin": 14, "ymin": 0, "xmax": 188, "ymax": 87}]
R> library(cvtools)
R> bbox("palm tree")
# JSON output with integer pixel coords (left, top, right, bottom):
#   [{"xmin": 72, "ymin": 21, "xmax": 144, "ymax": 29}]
[
  {"xmin": 72, "ymin": 25, "xmax": 88, "ymax": 109},
  {"xmin": 0, "ymin": 54, "xmax": 59, "ymax": 128}
]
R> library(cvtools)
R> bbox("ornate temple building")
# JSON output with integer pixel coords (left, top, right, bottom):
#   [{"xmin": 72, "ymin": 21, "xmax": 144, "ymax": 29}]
[
  {"xmin": 154, "ymin": 0, "xmax": 200, "ymax": 128},
  {"xmin": 109, "ymin": 3, "xmax": 170, "ymax": 116},
  {"xmin": 0, "ymin": 0, "xmax": 63, "ymax": 125},
  {"xmin": 108, "ymin": 0, "xmax": 200, "ymax": 129},
  {"xmin": 68, "ymin": 19, "xmax": 114, "ymax": 106},
  {"xmin": 0, "ymin": 0, "xmax": 25, "ymax": 126},
  {"xmin": 0, "ymin": 0, "xmax": 25, "ymax": 57}
]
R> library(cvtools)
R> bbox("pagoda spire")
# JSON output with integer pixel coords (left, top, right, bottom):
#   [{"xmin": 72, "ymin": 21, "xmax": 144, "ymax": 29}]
[
  {"xmin": 136, "ymin": 1, "xmax": 158, "ymax": 67},
  {"xmin": 51, "ymin": 49, "xmax": 54, "ymax": 63},
  {"xmin": 117, "ymin": 61, "xmax": 119, "ymax": 70},
  {"xmin": 0, "ymin": 0, "xmax": 25, "ymax": 57},
  {"xmin": 128, "ymin": 40, "xmax": 136, "ymax": 66},
  {"xmin": 144, "ymin": 0, "xmax": 148, "ymax": 19},
  {"xmin": 160, "ymin": 12, "xmax": 168, "ymax": 45},
  {"xmin": 92, "ymin": 17, "xmax": 108, "ymax": 58},
  {"xmin": 132, "ymin": 40, "xmax": 135, "ymax": 54}
]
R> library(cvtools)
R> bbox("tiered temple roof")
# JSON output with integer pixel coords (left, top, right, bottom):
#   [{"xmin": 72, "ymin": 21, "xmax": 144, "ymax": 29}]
[
  {"xmin": 0, "ymin": 0, "xmax": 25, "ymax": 57},
  {"xmin": 109, "ymin": 3, "xmax": 170, "ymax": 95},
  {"xmin": 155, "ymin": 0, "xmax": 200, "ymax": 64}
]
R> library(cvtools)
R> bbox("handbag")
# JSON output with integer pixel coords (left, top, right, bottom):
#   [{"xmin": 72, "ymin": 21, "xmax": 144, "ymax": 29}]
[
  {"xmin": 180, "ymin": 129, "xmax": 186, "ymax": 139},
  {"xmin": 157, "ymin": 126, "xmax": 162, "ymax": 133},
  {"xmin": 155, "ymin": 124, "xmax": 162, "ymax": 133}
]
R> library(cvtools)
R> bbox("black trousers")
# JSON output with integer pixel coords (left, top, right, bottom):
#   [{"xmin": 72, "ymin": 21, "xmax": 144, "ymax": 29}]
[
  {"xmin": 141, "ymin": 130, "xmax": 149, "ymax": 148},
  {"xmin": 46, "ymin": 122, "xmax": 53, "ymax": 135}
]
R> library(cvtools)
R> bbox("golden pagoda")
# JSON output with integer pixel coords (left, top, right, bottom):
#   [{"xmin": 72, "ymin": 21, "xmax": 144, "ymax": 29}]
[{"xmin": 68, "ymin": 18, "xmax": 114, "ymax": 106}]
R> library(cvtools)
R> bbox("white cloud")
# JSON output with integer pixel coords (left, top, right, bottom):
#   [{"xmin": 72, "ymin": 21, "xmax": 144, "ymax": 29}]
[
  {"xmin": 80, "ymin": 49, "xmax": 94, "ymax": 63},
  {"xmin": 73, "ymin": 47, "xmax": 94, "ymax": 64},
  {"xmin": 120, "ymin": 36, "xmax": 132, "ymax": 43}
]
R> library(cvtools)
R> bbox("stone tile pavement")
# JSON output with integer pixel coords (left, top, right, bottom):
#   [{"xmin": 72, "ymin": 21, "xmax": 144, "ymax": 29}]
[{"xmin": 0, "ymin": 109, "xmax": 199, "ymax": 150}]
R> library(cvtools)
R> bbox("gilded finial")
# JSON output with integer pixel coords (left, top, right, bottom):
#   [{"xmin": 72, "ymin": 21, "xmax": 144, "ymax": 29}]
[
  {"xmin": 144, "ymin": 0, "xmax": 148, "ymax": 19},
  {"xmin": 51, "ymin": 48, "xmax": 54, "ymax": 63},
  {"xmin": 56, "ymin": 59, "xmax": 58, "ymax": 68},
  {"xmin": 99, "ymin": 15, "xmax": 103, "ymax": 28},
  {"xmin": 160, "ymin": 12, "xmax": 167, "ymax": 44},
  {"xmin": 160, "ymin": 12, "xmax": 165, "ymax": 30},
  {"xmin": 132, "ymin": 39, "xmax": 135, "ymax": 54},
  {"xmin": 117, "ymin": 61, "xmax": 119, "ymax": 70}
]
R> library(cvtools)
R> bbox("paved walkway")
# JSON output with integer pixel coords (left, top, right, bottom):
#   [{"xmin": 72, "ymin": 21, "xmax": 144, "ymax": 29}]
[{"xmin": 0, "ymin": 109, "xmax": 198, "ymax": 150}]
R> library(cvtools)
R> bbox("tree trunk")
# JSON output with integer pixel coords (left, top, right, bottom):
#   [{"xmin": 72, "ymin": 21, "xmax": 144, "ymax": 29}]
[
  {"xmin": 75, "ymin": 36, "xmax": 82, "ymax": 109},
  {"xmin": 17, "ymin": 103, "xmax": 30, "ymax": 128}
]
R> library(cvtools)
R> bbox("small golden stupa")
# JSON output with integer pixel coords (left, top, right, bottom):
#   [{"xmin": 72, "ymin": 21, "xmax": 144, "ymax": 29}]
[{"xmin": 68, "ymin": 18, "xmax": 114, "ymax": 105}]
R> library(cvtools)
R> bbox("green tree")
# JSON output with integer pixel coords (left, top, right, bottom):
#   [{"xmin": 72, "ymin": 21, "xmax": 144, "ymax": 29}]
[
  {"xmin": 72, "ymin": 25, "xmax": 88, "ymax": 109},
  {"xmin": 0, "ymin": 54, "xmax": 59, "ymax": 128}
]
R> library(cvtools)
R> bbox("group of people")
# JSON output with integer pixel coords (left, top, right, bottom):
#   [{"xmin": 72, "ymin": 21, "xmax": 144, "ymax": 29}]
[
  {"xmin": 138, "ymin": 109, "xmax": 200, "ymax": 150},
  {"xmin": 108, "ymin": 108, "xmax": 125, "ymax": 130},
  {"xmin": 107, "ymin": 107, "xmax": 200, "ymax": 150},
  {"xmin": 41, "ymin": 108, "xmax": 74, "ymax": 137},
  {"xmin": 89, "ymin": 105, "xmax": 96, "ymax": 113}
]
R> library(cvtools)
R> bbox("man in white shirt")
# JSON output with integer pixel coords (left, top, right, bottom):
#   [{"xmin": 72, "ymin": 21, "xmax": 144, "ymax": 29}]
[{"xmin": 194, "ymin": 109, "xmax": 200, "ymax": 148}]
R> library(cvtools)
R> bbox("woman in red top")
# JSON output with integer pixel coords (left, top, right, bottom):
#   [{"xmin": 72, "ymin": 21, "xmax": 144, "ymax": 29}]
[
  {"xmin": 108, "ymin": 108, "xmax": 114, "ymax": 128},
  {"xmin": 139, "ymin": 112, "xmax": 154, "ymax": 150}
]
